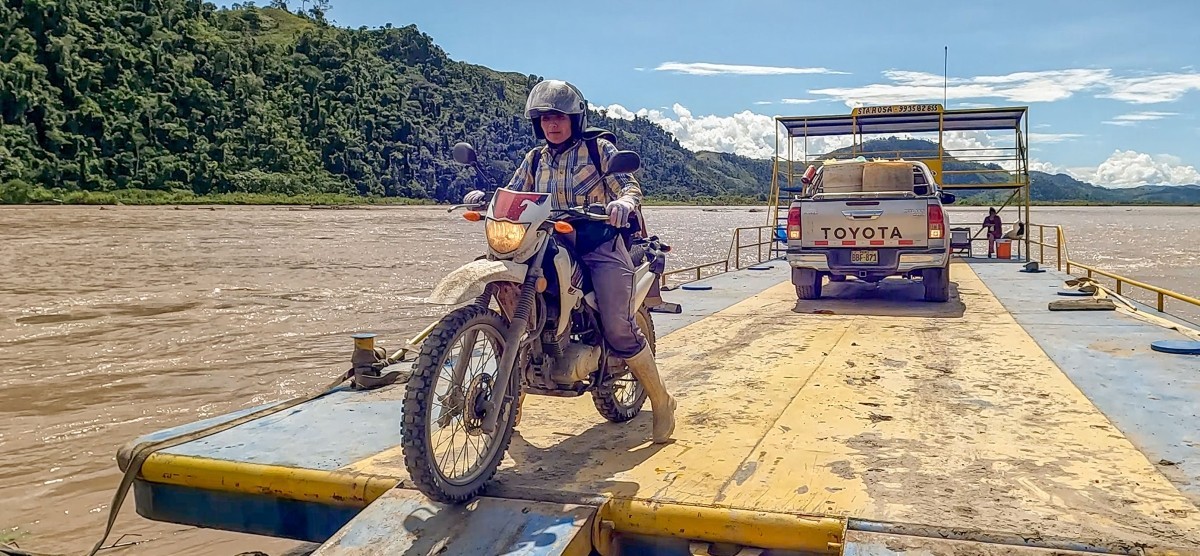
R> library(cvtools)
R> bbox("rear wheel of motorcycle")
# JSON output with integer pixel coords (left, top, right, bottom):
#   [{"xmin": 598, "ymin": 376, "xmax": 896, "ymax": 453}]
[
  {"xmin": 400, "ymin": 304, "xmax": 517, "ymax": 504},
  {"xmin": 591, "ymin": 306, "xmax": 654, "ymax": 423}
]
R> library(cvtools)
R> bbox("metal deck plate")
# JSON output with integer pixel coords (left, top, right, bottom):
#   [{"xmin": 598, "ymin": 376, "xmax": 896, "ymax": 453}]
[{"xmin": 125, "ymin": 262, "xmax": 1200, "ymax": 554}]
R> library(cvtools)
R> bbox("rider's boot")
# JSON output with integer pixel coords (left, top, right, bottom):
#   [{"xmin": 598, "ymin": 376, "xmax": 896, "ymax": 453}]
[{"xmin": 625, "ymin": 345, "xmax": 676, "ymax": 443}]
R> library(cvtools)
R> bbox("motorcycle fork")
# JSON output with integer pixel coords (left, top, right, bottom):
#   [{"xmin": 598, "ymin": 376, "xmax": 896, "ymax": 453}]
[
  {"xmin": 434, "ymin": 284, "xmax": 495, "ymax": 428},
  {"xmin": 480, "ymin": 238, "xmax": 550, "ymax": 435}
]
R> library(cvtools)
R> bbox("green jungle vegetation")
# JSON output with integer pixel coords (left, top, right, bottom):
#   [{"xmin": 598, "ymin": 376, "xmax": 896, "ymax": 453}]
[{"xmin": 3, "ymin": 2, "xmax": 1196, "ymax": 206}]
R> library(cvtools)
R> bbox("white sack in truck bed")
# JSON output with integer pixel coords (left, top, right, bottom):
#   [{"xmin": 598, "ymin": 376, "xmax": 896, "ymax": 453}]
[
  {"xmin": 862, "ymin": 161, "xmax": 915, "ymax": 192},
  {"xmin": 821, "ymin": 161, "xmax": 864, "ymax": 193}
]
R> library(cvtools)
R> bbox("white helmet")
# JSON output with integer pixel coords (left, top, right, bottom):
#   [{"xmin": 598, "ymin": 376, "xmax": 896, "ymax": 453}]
[{"xmin": 524, "ymin": 79, "xmax": 588, "ymax": 141}]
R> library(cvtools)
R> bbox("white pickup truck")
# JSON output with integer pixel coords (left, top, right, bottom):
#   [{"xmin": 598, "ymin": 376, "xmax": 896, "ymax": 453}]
[{"xmin": 785, "ymin": 159, "xmax": 956, "ymax": 302}]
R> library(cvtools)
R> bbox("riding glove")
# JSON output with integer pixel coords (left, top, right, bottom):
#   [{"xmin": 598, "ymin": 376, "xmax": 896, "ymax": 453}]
[
  {"xmin": 606, "ymin": 197, "xmax": 636, "ymax": 228},
  {"xmin": 463, "ymin": 190, "xmax": 485, "ymax": 205}
]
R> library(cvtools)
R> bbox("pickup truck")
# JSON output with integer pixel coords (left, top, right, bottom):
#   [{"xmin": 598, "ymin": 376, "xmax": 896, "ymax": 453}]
[{"xmin": 785, "ymin": 159, "xmax": 956, "ymax": 302}]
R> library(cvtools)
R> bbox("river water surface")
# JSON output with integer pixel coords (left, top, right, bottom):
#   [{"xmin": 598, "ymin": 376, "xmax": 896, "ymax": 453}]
[{"xmin": 1, "ymin": 205, "xmax": 1196, "ymax": 555}]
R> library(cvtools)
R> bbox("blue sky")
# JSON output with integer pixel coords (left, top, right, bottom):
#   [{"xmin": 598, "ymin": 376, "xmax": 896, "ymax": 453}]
[{"xmin": 312, "ymin": 0, "xmax": 1200, "ymax": 186}]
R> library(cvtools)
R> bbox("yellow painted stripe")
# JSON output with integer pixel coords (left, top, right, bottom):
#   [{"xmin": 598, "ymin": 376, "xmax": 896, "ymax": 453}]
[
  {"xmin": 139, "ymin": 453, "xmax": 400, "ymax": 507},
  {"xmin": 596, "ymin": 498, "xmax": 845, "ymax": 554}
]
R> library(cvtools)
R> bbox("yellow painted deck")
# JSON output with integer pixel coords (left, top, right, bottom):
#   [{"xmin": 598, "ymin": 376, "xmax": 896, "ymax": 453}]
[{"xmin": 127, "ymin": 261, "xmax": 1200, "ymax": 554}]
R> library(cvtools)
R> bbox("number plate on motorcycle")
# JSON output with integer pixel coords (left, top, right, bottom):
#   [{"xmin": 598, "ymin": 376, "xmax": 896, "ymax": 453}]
[{"xmin": 850, "ymin": 250, "xmax": 878, "ymax": 264}]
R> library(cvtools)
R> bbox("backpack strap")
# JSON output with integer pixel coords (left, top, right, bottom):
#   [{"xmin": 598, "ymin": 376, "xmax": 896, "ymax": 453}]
[
  {"xmin": 585, "ymin": 137, "xmax": 603, "ymax": 177},
  {"xmin": 530, "ymin": 146, "xmax": 542, "ymax": 183},
  {"xmin": 581, "ymin": 127, "xmax": 612, "ymax": 175}
]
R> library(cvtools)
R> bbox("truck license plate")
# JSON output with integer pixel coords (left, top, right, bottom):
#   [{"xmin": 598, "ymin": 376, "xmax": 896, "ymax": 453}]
[{"xmin": 850, "ymin": 250, "xmax": 878, "ymax": 264}]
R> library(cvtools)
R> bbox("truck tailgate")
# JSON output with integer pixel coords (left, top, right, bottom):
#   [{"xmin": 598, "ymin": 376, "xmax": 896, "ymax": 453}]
[{"xmin": 801, "ymin": 198, "xmax": 929, "ymax": 248}]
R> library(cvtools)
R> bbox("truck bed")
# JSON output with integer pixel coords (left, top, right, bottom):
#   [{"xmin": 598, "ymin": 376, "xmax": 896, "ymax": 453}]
[{"xmin": 121, "ymin": 261, "xmax": 1200, "ymax": 554}]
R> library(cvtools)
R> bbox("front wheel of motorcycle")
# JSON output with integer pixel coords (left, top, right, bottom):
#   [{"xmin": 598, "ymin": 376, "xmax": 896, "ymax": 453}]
[
  {"xmin": 400, "ymin": 304, "xmax": 518, "ymax": 504},
  {"xmin": 591, "ymin": 306, "xmax": 654, "ymax": 423}
]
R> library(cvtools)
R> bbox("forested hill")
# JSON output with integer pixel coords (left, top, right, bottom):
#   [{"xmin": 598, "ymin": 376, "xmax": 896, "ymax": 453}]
[
  {"xmin": 2, "ymin": 2, "xmax": 1194, "ymax": 205},
  {"xmin": 0, "ymin": 2, "xmax": 768, "ymax": 203}
]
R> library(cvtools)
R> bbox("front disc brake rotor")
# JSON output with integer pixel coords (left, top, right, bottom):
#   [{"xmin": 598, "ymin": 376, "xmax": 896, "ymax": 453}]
[{"xmin": 463, "ymin": 373, "xmax": 494, "ymax": 436}]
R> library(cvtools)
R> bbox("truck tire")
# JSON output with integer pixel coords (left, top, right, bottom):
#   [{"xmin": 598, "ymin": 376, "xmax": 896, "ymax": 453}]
[
  {"xmin": 794, "ymin": 269, "xmax": 822, "ymax": 300},
  {"xmin": 828, "ymin": 274, "xmax": 847, "ymax": 282},
  {"xmin": 923, "ymin": 267, "xmax": 950, "ymax": 302}
]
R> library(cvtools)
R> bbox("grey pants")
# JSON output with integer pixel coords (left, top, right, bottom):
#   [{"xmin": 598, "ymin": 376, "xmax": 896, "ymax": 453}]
[{"xmin": 580, "ymin": 237, "xmax": 647, "ymax": 360}]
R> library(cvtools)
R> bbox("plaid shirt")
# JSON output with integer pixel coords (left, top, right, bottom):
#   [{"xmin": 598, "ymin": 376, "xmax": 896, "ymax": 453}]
[{"xmin": 505, "ymin": 137, "xmax": 642, "ymax": 210}]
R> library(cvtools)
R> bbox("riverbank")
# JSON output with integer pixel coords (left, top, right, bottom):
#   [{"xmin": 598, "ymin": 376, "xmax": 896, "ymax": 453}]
[{"xmin": 4, "ymin": 185, "xmax": 1199, "ymax": 207}]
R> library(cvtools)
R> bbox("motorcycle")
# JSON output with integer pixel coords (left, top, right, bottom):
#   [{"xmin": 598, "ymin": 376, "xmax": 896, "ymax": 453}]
[{"xmin": 399, "ymin": 142, "xmax": 672, "ymax": 503}]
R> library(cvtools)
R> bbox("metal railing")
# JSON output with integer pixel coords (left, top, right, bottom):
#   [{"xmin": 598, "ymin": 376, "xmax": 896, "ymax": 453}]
[
  {"xmin": 1028, "ymin": 223, "xmax": 1200, "ymax": 314},
  {"xmin": 660, "ymin": 226, "xmax": 779, "ymax": 288}
]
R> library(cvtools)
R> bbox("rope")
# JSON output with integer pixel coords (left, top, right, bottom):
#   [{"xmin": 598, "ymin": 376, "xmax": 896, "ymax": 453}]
[{"xmin": 1, "ymin": 370, "xmax": 354, "ymax": 556}]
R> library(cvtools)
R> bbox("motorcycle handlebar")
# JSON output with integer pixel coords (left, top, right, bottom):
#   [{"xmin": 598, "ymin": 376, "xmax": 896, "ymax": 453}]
[
  {"xmin": 449, "ymin": 199, "xmax": 610, "ymax": 224},
  {"xmin": 553, "ymin": 206, "xmax": 610, "ymax": 222}
]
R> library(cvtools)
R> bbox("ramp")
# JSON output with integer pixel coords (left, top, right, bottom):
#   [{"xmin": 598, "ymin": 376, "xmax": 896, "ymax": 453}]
[{"xmin": 311, "ymin": 489, "xmax": 593, "ymax": 555}]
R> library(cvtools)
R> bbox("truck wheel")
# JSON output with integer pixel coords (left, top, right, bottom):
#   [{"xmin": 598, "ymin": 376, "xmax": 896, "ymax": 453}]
[
  {"xmin": 829, "ymin": 274, "xmax": 847, "ymax": 282},
  {"xmin": 923, "ymin": 267, "xmax": 950, "ymax": 302},
  {"xmin": 794, "ymin": 269, "xmax": 822, "ymax": 300}
]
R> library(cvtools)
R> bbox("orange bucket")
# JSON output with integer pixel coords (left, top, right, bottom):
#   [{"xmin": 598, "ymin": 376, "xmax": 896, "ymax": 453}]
[{"xmin": 996, "ymin": 239, "xmax": 1012, "ymax": 259}]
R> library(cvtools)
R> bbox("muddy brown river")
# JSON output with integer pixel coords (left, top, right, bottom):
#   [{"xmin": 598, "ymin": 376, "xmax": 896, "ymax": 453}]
[{"xmin": 1, "ymin": 204, "xmax": 1196, "ymax": 555}]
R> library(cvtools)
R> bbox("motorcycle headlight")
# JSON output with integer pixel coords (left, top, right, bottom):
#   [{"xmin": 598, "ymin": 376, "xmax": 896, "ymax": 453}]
[{"xmin": 485, "ymin": 219, "xmax": 528, "ymax": 254}]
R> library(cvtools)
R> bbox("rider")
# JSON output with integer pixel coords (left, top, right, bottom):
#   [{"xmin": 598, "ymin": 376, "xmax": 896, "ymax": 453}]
[{"xmin": 463, "ymin": 80, "xmax": 677, "ymax": 444}]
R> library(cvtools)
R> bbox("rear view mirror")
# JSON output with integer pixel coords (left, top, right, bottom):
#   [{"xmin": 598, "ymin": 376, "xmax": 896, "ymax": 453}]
[
  {"xmin": 606, "ymin": 151, "xmax": 641, "ymax": 175},
  {"xmin": 452, "ymin": 142, "xmax": 477, "ymax": 165},
  {"xmin": 940, "ymin": 192, "xmax": 956, "ymax": 205}
]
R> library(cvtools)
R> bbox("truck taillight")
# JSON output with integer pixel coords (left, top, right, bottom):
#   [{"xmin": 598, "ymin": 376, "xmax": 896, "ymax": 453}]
[
  {"xmin": 787, "ymin": 206, "xmax": 802, "ymax": 240},
  {"xmin": 928, "ymin": 204, "xmax": 945, "ymax": 240}
]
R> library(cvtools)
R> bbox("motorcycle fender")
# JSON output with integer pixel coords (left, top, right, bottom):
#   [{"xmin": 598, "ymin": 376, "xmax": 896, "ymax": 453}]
[{"xmin": 426, "ymin": 259, "xmax": 528, "ymax": 305}]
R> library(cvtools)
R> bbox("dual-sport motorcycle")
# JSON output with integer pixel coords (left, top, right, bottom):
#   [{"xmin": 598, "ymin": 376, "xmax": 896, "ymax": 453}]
[{"xmin": 399, "ymin": 142, "xmax": 671, "ymax": 503}]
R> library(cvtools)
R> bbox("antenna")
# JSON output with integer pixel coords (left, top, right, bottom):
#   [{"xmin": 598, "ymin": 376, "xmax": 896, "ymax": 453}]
[{"xmin": 943, "ymin": 46, "xmax": 948, "ymax": 108}]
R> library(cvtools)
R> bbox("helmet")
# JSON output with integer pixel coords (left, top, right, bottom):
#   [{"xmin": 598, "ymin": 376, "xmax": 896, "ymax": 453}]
[{"xmin": 525, "ymin": 80, "xmax": 588, "ymax": 141}]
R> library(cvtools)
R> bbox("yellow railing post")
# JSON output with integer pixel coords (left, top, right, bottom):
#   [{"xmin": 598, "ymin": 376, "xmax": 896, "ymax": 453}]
[
  {"xmin": 1057, "ymin": 227, "xmax": 1065, "ymax": 273},
  {"xmin": 1039, "ymin": 227, "xmax": 1045, "ymax": 263},
  {"xmin": 758, "ymin": 227, "xmax": 764, "ymax": 263}
]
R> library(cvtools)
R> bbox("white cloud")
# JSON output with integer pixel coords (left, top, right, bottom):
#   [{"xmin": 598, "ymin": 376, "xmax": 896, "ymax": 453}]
[
  {"xmin": 593, "ymin": 103, "xmax": 1198, "ymax": 187},
  {"xmin": 591, "ymin": 102, "xmax": 1069, "ymax": 166},
  {"xmin": 1030, "ymin": 159, "xmax": 1065, "ymax": 174},
  {"xmin": 1069, "ymin": 150, "xmax": 1200, "ymax": 187},
  {"xmin": 1100, "ymin": 73, "xmax": 1200, "ymax": 104},
  {"xmin": 595, "ymin": 102, "xmax": 780, "ymax": 159},
  {"xmin": 800, "ymin": 68, "xmax": 1200, "ymax": 107},
  {"xmin": 808, "ymin": 68, "xmax": 1112, "ymax": 107},
  {"xmin": 753, "ymin": 101, "xmax": 773, "ymax": 105},
  {"xmin": 780, "ymin": 98, "xmax": 821, "ymax": 104},
  {"xmin": 1029, "ymin": 132, "xmax": 1085, "ymax": 144},
  {"xmin": 653, "ymin": 62, "xmax": 848, "ymax": 76},
  {"xmin": 1101, "ymin": 110, "xmax": 1178, "ymax": 126}
]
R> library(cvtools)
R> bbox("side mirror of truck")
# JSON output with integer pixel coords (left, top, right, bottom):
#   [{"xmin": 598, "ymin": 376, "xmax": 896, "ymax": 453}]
[{"xmin": 940, "ymin": 192, "xmax": 956, "ymax": 205}]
